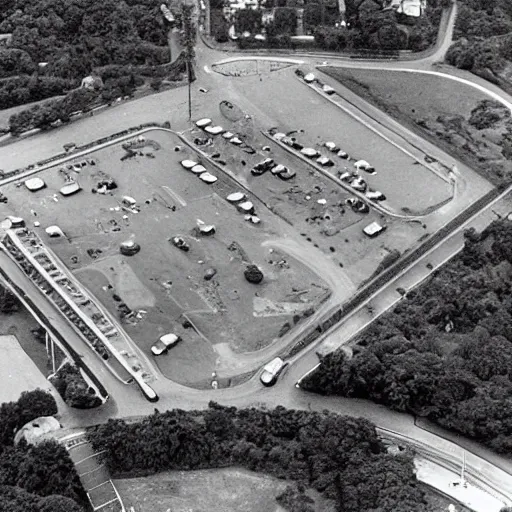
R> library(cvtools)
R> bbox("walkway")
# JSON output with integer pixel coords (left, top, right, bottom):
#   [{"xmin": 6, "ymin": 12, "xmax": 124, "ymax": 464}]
[{"xmin": 59, "ymin": 430, "xmax": 125, "ymax": 512}]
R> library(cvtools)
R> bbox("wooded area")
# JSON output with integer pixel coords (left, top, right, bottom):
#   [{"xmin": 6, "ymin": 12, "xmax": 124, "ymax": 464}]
[
  {"xmin": 0, "ymin": 390, "xmax": 86, "ymax": 512},
  {"xmin": 302, "ymin": 220, "xmax": 512, "ymax": 454},
  {"xmin": 89, "ymin": 402, "xmax": 438, "ymax": 512},
  {"xmin": 446, "ymin": 0, "xmax": 512, "ymax": 94}
]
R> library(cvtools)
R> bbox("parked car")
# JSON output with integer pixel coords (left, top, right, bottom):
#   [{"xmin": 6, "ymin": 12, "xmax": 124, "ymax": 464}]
[
  {"xmin": 151, "ymin": 333, "xmax": 181, "ymax": 355},
  {"xmin": 260, "ymin": 357, "xmax": 288, "ymax": 386}
]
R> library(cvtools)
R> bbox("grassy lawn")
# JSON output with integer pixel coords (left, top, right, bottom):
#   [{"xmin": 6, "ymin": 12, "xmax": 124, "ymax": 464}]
[
  {"xmin": 320, "ymin": 67, "xmax": 512, "ymax": 187},
  {"xmin": 115, "ymin": 467, "xmax": 333, "ymax": 512}
]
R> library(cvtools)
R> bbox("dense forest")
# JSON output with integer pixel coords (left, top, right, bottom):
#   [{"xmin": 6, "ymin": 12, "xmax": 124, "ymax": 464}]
[
  {"xmin": 302, "ymin": 220, "xmax": 512, "ymax": 454},
  {"xmin": 446, "ymin": 0, "xmax": 512, "ymax": 94},
  {"xmin": 89, "ymin": 402, "xmax": 438, "ymax": 512},
  {"xmin": 0, "ymin": 0, "xmax": 173, "ymax": 113},
  {"xmin": 0, "ymin": 390, "xmax": 86, "ymax": 512}
]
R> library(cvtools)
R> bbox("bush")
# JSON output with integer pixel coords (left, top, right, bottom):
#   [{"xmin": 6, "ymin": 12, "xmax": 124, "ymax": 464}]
[
  {"xmin": 244, "ymin": 264, "xmax": 264, "ymax": 284},
  {"xmin": 50, "ymin": 363, "xmax": 101, "ymax": 409}
]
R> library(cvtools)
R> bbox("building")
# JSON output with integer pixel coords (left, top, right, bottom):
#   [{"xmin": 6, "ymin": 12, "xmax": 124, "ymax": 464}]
[
  {"xmin": 385, "ymin": 0, "xmax": 426, "ymax": 17},
  {"xmin": 0, "ymin": 33, "xmax": 12, "ymax": 47}
]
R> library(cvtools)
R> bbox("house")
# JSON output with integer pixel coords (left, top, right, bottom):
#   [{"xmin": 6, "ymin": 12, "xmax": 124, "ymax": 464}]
[
  {"xmin": 0, "ymin": 34, "xmax": 12, "ymax": 47},
  {"xmin": 385, "ymin": 0, "xmax": 426, "ymax": 17},
  {"xmin": 81, "ymin": 75, "xmax": 103, "ymax": 90}
]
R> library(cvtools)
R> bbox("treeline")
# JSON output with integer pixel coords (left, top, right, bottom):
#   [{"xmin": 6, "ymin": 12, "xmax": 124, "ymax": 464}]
[
  {"xmin": 446, "ymin": 0, "xmax": 512, "ymax": 93},
  {"xmin": 302, "ymin": 220, "xmax": 512, "ymax": 454},
  {"xmin": 0, "ymin": 390, "xmax": 86, "ymax": 512},
  {"xmin": 0, "ymin": 75, "xmax": 74, "ymax": 110},
  {"xmin": 88, "ymin": 402, "xmax": 437, "ymax": 512},
  {"xmin": 8, "ymin": 52, "xmax": 189, "ymax": 135}
]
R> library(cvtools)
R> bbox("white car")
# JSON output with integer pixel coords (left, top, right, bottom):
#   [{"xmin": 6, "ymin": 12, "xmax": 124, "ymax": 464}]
[
  {"xmin": 199, "ymin": 172, "xmax": 218, "ymax": 184},
  {"xmin": 195, "ymin": 118, "xmax": 212, "ymax": 128},
  {"xmin": 260, "ymin": 357, "xmax": 287, "ymax": 386},
  {"xmin": 304, "ymin": 73, "xmax": 315, "ymax": 83},
  {"xmin": 151, "ymin": 333, "xmax": 181, "ymax": 356},
  {"xmin": 181, "ymin": 159, "xmax": 198, "ymax": 169}
]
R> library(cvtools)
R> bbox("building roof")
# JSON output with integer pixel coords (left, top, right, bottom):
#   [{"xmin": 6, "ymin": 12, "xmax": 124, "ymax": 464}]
[{"xmin": 14, "ymin": 416, "xmax": 61, "ymax": 445}]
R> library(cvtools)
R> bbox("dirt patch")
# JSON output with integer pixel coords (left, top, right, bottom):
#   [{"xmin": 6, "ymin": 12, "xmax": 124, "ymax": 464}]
[
  {"xmin": 321, "ymin": 67, "xmax": 512, "ymax": 187},
  {"xmin": 115, "ymin": 467, "xmax": 333, "ymax": 512}
]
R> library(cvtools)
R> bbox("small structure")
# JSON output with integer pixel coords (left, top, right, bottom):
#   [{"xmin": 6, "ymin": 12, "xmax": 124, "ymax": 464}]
[
  {"xmin": 204, "ymin": 125, "xmax": 224, "ymax": 135},
  {"xmin": 59, "ymin": 181, "xmax": 82, "ymax": 196},
  {"xmin": 81, "ymin": 75, "xmax": 103, "ymax": 90},
  {"xmin": 316, "ymin": 156, "xmax": 334, "ymax": 166},
  {"xmin": 363, "ymin": 221, "xmax": 386, "ymax": 238},
  {"xmin": 199, "ymin": 172, "xmax": 218, "ymax": 184},
  {"xmin": 25, "ymin": 177, "xmax": 46, "ymax": 192},
  {"xmin": 271, "ymin": 164, "xmax": 287, "ymax": 176},
  {"xmin": 237, "ymin": 201, "xmax": 254, "ymax": 214},
  {"xmin": 3, "ymin": 216, "xmax": 25, "ymax": 229},
  {"xmin": 171, "ymin": 236, "xmax": 190, "ymax": 252},
  {"xmin": 122, "ymin": 196, "xmax": 137, "ymax": 207},
  {"xmin": 14, "ymin": 416, "xmax": 61, "ymax": 446},
  {"xmin": 227, "ymin": 192, "xmax": 246, "ymax": 203},
  {"xmin": 45, "ymin": 226, "xmax": 65, "ymax": 238},
  {"xmin": 322, "ymin": 84, "xmax": 335, "ymax": 95},
  {"xmin": 190, "ymin": 164, "xmax": 207, "ymax": 175},
  {"xmin": 120, "ymin": 240, "xmax": 140, "ymax": 256},
  {"xmin": 195, "ymin": 118, "xmax": 212, "ymax": 128},
  {"xmin": 301, "ymin": 147, "xmax": 318, "ymax": 158}
]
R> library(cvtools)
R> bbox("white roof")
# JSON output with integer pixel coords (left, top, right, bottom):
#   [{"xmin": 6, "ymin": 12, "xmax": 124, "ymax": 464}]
[
  {"xmin": 25, "ymin": 177, "xmax": 45, "ymax": 191},
  {"xmin": 160, "ymin": 333, "xmax": 179, "ymax": 345},
  {"xmin": 181, "ymin": 159, "xmax": 197, "ymax": 169},
  {"xmin": 204, "ymin": 125, "xmax": 224, "ymax": 135},
  {"xmin": 191, "ymin": 164, "xmax": 207, "ymax": 174},
  {"xmin": 301, "ymin": 147, "xmax": 318, "ymax": 157},
  {"xmin": 263, "ymin": 357, "xmax": 284, "ymax": 375},
  {"xmin": 45, "ymin": 226, "xmax": 64, "ymax": 237},
  {"xmin": 354, "ymin": 159, "xmax": 370, "ymax": 169},
  {"xmin": 199, "ymin": 172, "xmax": 218, "ymax": 183},
  {"xmin": 196, "ymin": 118, "xmax": 212, "ymax": 128},
  {"xmin": 238, "ymin": 201, "xmax": 254, "ymax": 211},
  {"xmin": 227, "ymin": 192, "xmax": 246, "ymax": 202},
  {"xmin": 363, "ymin": 222, "xmax": 384, "ymax": 236}
]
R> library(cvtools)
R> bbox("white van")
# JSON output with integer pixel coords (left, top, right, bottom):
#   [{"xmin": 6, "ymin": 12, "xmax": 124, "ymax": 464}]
[{"xmin": 260, "ymin": 357, "xmax": 287, "ymax": 386}]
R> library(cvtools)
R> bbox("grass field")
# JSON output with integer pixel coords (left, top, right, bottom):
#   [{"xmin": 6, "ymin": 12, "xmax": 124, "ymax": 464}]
[
  {"xmin": 0, "ymin": 129, "xmax": 333, "ymax": 385},
  {"xmin": 320, "ymin": 67, "xmax": 512, "ymax": 186},
  {"xmin": 115, "ymin": 467, "xmax": 333, "ymax": 512},
  {"xmin": 114, "ymin": 467, "xmax": 469, "ymax": 512}
]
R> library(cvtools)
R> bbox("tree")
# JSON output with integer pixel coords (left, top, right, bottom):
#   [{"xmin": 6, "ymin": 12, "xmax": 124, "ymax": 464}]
[
  {"xmin": 235, "ymin": 9, "xmax": 262, "ymax": 34},
  {"xmin": 38, "ymin": 495, "xmax": 83, "ymax": 512},
  {"xmin": 0, "ymin": 284, "xmax": 19, "ymax": 313},
  {"xmin": 272, "ymin": 7, "xmax": 297, "ymax": 35}
]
